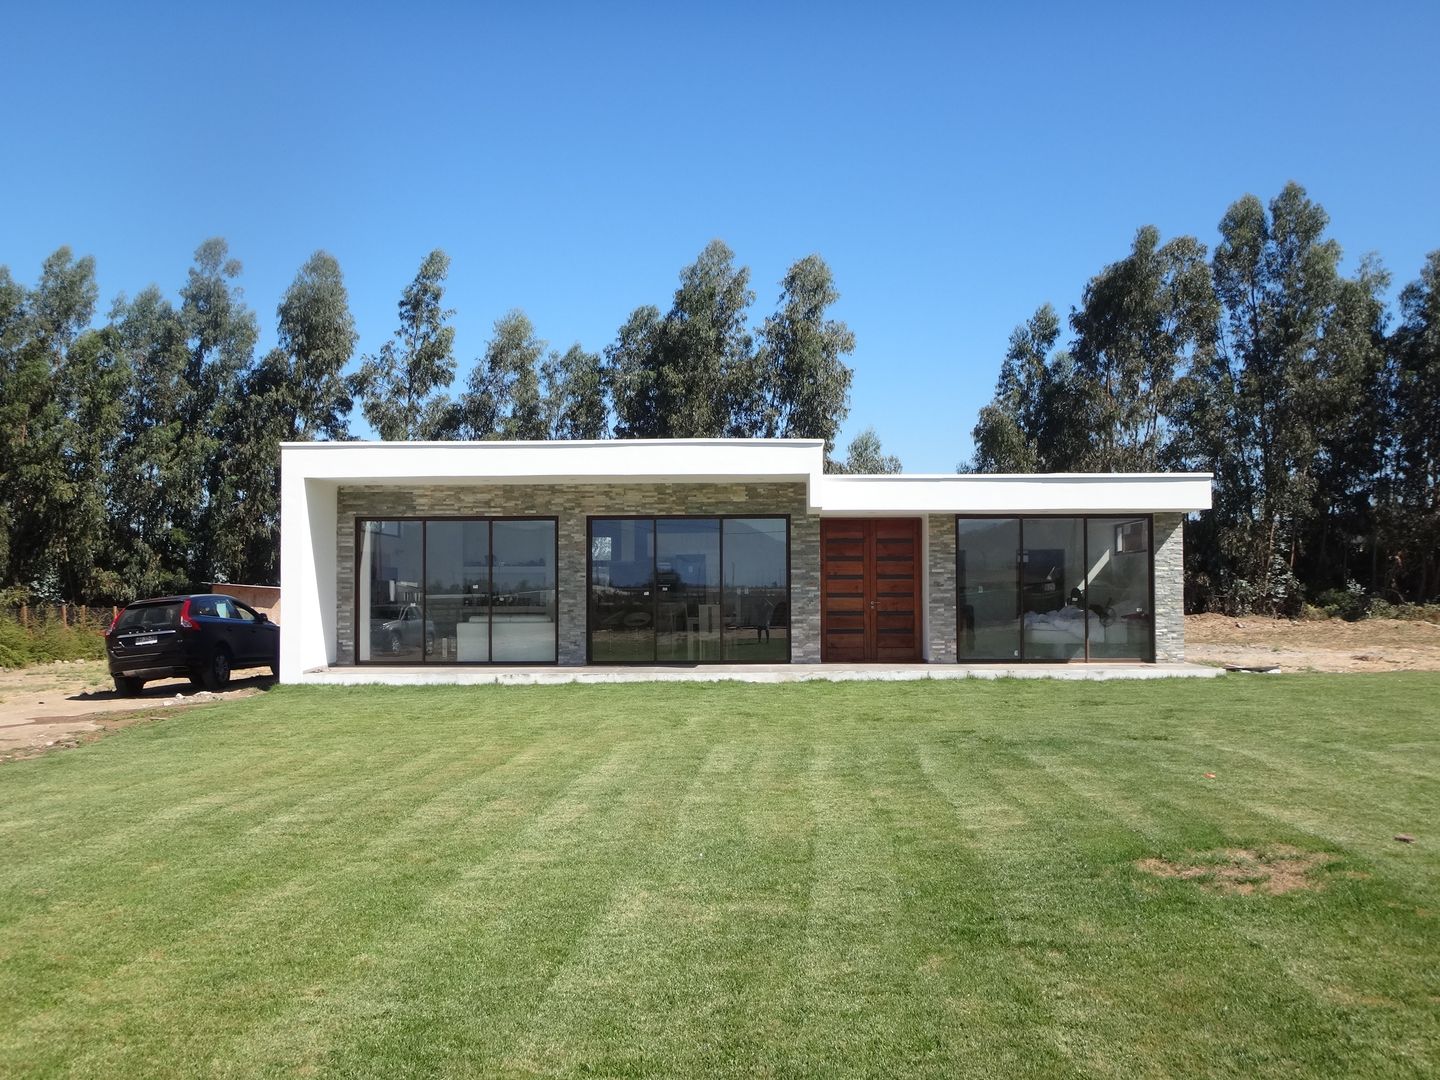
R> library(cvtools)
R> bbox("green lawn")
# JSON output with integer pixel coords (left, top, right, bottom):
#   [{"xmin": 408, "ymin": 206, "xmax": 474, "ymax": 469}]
[{"xmin": 2, "ymin": 676, "xmax": 1437, "ymax": 1079}]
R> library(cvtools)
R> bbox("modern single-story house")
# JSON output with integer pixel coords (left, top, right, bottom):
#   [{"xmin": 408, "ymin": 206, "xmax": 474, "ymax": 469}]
[{"xmin": 278, "ymin": 439, "xmax": 1212, "ymax": 681}]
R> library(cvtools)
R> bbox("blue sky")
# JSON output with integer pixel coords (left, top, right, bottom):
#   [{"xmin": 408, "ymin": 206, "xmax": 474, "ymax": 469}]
[{"xmin": 3, "ymin": 2, "xmax": 1437, "ymax": 471}]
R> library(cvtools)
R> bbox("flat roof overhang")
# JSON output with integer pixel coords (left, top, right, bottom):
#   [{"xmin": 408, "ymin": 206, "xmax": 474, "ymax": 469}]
[
  {"xmin": 816, "ymin": 473, "xmax": 1213, "ymax": 515},
  {"xmin": 279, "ymin": 439, "xmax": 1213, "ymax": 514}
]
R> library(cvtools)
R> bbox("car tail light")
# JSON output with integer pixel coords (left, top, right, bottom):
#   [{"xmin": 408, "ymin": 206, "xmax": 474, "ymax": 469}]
[
  {"xmin": 103, "ymin": 608, "xmax": 124, "ymax": 637},
  {"xmin": 179, "ymin": 598, "xmax": 196, "ymax": 630}
]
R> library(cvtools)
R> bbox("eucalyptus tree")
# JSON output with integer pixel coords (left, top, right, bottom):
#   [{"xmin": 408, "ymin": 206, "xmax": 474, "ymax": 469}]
[
  {"xmin": 0, "ymin": 248, "xmax": 101, "ymax": 596},
  {"xmin": 606, "ymin": 305, "xmax": 665, "ymax": 438},
  {"xmin": 211, "ymin": 251, "xmax": 359, "ymax": 584},
  {"xmin": 541, "ymin": 343, "xmax": 608, "ymax": 439},
  {"xmin": 1384, "ymin": 251, "xmax": 1440, "ymax": 599},
  {"xmin": 174, "ymin": 239, "xmax": 259, "ymax": 582},
  {"xmin": 456, "ymin": 309, "xmax": 547, "ymax": 439},
  {"xmin": 1068, "ymin": 226, "xmax": 1218, "ymax": 471},
  {"xmin": 1198, "ymin": 183, "xmax": 1362, "ymax": 611},
  {"xmin": 966, "ymin": 303, "xmax": 1086, "ymax": 473},
  {"xmin": 350, "ymin": 249, "xmax": 457, "ymax": 440},
  {"xmin": 107, "ymin": 286, "xmax": 193, "ymax": 598},
  {"xmin": 756, "ymin": 254, "xmax": 855, "ymax": 455},
  {"xmin": 830, "ymin": 426, "xmax": 902, "ymax": 474},
  {"xmin": 606, "ymin": 241, "xmax": 758, "ymax": 438}
]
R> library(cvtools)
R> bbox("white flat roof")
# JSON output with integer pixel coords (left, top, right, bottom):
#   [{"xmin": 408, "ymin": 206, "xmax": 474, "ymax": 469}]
[{"xmin": 280, "ymin": 439, "xmax": 1211, "ymax": 513}]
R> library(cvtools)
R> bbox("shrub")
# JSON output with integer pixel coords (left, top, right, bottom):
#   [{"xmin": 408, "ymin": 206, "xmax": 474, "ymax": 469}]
[
  {"xmin": 0, "ymin": 613, "xmax": 105, "ymax": 668},
  {"xmin": 1311, "ymin": 580, "xmax": 1370, "ymax": 622},
  {"xmin": 1368, "ymin": 601, "xmax": 1440, "ymax": 623}
]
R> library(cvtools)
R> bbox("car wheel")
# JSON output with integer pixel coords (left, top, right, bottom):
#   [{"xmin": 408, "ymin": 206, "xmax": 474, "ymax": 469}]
[
  {"xmin": 202, "ymin": 648, "xmax": 232, "ymax": 692},
  {"xmin": 113, "ymin": 675, "xmax": 144, "ymax": 697},
  {"xmin": 269, "ymin": 657, "xmax": 279, "ymax": 677},
  {"xmin": 388, "ymin": 630, "xmax": 402, "ymax": 654}
]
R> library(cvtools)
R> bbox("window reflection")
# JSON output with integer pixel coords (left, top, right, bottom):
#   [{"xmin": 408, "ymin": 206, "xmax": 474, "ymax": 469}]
[
  {"xmin": 1021, "ymin": 518, "xmax": 1086, "ymax": 661},
  {"xmin": 957, "ymin": 519, "xmax": 1020, "ymax": 660},
  {"xmin": 589, "ymin": 516, "xmax": 789, "ymax": 664},
  {"xmin": 723, "ymin": 518, "xmax": 788, "ymax": 662},
  {"xmin": 358, "ymin": 521, "xmax": 425, "ymax": 662},
  {"xmin": 590, "ymin": 519, "xmax": 656, "ymax": 662},
  {"xmin": 955, "ymin": 515, "xmax": 1154, "ymax": 661},
  {"xmin": 656, "ymin": 519, "xmax": 721, "ymax": 661},
  {"xmin": 1085, "ymin": 517, "xmax": 1152, "ymax": 660},
  {"xmin": 358, "ymin": 518, "xmax": 555, "ymax": 664},
  {"xmin": 492, "ymin": 520, "xmax": 558, "ymax": 662}
]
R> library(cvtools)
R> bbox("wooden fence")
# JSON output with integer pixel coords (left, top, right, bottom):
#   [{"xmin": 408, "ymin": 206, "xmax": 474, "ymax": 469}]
[{"xmin": 7, "ymin": 604, "xmax": 118, "ymax": 628}]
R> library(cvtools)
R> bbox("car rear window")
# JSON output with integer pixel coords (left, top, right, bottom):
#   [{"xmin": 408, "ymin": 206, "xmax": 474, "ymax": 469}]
[{"xmin": 116, "ymin": 603, "xmax": 183, "ymax": 630}]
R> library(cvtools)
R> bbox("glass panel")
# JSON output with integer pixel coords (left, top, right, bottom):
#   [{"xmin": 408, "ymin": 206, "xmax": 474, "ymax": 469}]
[
  {"xmin": 1085, "ymin": 517, "xmax": 1152, "ymax": 660},
  {"xmin": 359, "ymin": 520, "xmax": 425, "ymax": 662},
  {"xmin": 427, "ymin": 521, "xmax": 490, "ymax": 663},
  {"xmin": 590, "ymin": 519, "xmax": 655, "ymax": 662},
  {"xmin": 655, "ymin": 519, "xmax": 721, "ymax": 662},
  {"xmin": 1020, "ymin": 518, "xmax": 1087, "ymax": 661},
  {"xmin": 491, "ymin": 520, "xmax": 557, "ymax": 662},
  {"xmin": 722, "ymin": 518, "xmax": 788, "ymax": 662},
  {"xmin": 956, "ymin": 518, "xmax": 1021, "ymax": 660}
]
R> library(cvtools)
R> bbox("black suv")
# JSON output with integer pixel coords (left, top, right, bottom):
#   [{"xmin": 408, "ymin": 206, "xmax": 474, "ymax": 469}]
[{"xmin": 104, "ymin": 594, "xmax": 280, "ymax": 696}]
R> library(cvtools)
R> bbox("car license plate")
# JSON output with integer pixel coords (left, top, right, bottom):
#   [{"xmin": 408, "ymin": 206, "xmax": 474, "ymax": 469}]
[{"xmin": 133, "ymin": 636, "xmax": 158, "ymax": 646}]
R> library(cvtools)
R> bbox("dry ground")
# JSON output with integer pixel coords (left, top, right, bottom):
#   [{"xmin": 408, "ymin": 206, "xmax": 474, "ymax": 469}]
[
  {"xmin": 1186, "ymin": 613, "xmax": 1440, "ymax": 673},
  {"xmin": 0, "ymin": 659, "xmax": 271, "ymax": 761}
]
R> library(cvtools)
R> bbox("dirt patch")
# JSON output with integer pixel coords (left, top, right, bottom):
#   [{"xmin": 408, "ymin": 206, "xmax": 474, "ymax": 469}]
[
  {"xmin": 1186, "ymin": 614, "xmax": 1440, "ymax": 673},
  {"xmin": 1137, "ymin": 844, "xmax": 1335, "ymax": 895},
  {"xmin": 0, "ymin": 659, "xmax": 271, "ymax": 762}
]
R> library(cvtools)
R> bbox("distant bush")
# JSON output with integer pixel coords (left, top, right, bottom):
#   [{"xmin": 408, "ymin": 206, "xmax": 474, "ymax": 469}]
[
  {"xmin": 0, "ymin": 614, "xmax": 105, "ymax": 668},
  {"xmin": 1310, "ymin": 580, "xmax": 1370, "ymax": 622},
  {"xmin": 1367, "ymin": 601, "xmax": 1440, "ymax": 624},
  {"xmin": 1301, "ymin": 585, "xmax": 1440, "ymax": 624}
]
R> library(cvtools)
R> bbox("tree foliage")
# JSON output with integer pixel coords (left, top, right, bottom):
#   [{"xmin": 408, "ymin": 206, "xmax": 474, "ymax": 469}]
[
  {"xmin": 350, "ymin": 250, "xmax": 457, "ymax": 441},
  {"xmin": 968, "ymin": 182, "xmax": 1437, "ymax": 614},
  {"xmin": 830, "ymin": 426, "xmax": 903, "ymax": 475},
  {"xmin": 758, "ymin": 254, "xmax": 855, "ymax": 455},
  {"xmin": 456, "ymin": 310, "xmax": 548, "ymax": 440}
]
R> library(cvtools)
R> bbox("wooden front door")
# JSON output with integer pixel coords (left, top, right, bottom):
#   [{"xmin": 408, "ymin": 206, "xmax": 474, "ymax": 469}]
[{"xmin": 820, "ymin": 518, "xmax": 922, "ymax": 662}]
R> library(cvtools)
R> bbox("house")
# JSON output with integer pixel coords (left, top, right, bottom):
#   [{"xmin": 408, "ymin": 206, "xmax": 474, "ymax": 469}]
[{"xmin": 278, "ymin": 439, "xmax": 1212, "ymax": 681}]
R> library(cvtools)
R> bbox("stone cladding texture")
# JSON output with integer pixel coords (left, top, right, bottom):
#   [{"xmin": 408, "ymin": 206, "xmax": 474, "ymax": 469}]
[
  {"xmin": 1152, "ymin": 512, "xmax": 1186, "ymax": 663},
  {"xmin": 926, "ymin": 515, "xmax": 959, "ymax": 663},
  {"xmin": 335, "ymin": 482, "xmax": 818, "ymax": 666}
]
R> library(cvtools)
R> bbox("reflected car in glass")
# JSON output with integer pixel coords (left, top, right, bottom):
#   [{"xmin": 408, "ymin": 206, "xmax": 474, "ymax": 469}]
[{"xmin": 369, "ymin": 603, "xmax": 436, "ymax": 656}]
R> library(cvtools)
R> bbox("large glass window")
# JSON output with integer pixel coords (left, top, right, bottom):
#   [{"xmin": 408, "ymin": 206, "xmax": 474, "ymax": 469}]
[
  {"xmin": 492, "ymin": 520, "xmax": 558, "ymax": 662},
  {"xmin": 957, "ymin": 518, "xmax": 1021, "ymax": 660},
  {"xmin": 656, "ymin": 519, "xmax": 721, "ymax": 661},
  {"xmin": 1021, "ymin": 517, "xmax": 1086, "ymax": 661},
  {"xmin": 358, "ymin": 518, "xmax": 556, "ymax": 664},
  {"xmin": 358, "ymin": 520, "xmax": 425, "ymax": 662},
  {"xmin": 1085, "ymin": 517, "xmax": 1152, "ymax": 660},
  {"xmin": 589, "ymin": 519, "xmax": 656, "ymax": 662},
  {"xmin": 956, "ymin": 516, "xmax": 1154, "ymax": 662},
  {"xmin": 589, "ymin": 516, "xmax": 789, "ymax": 664},
  {"xmin": 723, "ymin": 517, "xmax": 789, "ymax": 662}
]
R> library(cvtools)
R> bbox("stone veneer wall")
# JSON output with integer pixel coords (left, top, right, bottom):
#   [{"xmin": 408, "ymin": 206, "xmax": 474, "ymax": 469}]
[
  {"xmin": 1152, "ymin": 512, "xmax": 1186, "ymax": 663},
  {"xmin": 335, "ymin": 482, "xmax": 818, "ymax": 666},
  {"xmin": 926, "ymin": 514, "xmax": 958, "ymax": 663}
]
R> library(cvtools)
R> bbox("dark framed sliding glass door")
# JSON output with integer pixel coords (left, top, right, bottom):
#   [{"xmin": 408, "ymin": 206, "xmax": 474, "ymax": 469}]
[
  {"xmin": 588, "ymin": 516, "xmax": 790, "ymax": 664},
  {"xmin": 955, "ymin": 515, "xmax": 1154, "ymax": 662},
  {"xmin": 356, "ymin": 517, "xmax": 558, "ymax": 664}
]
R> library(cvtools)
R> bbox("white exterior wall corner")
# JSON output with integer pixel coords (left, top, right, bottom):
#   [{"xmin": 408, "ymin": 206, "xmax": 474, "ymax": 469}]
[{"xmin": 278, "ymin": 440, "xmax": 1212, "ymax": 680}]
